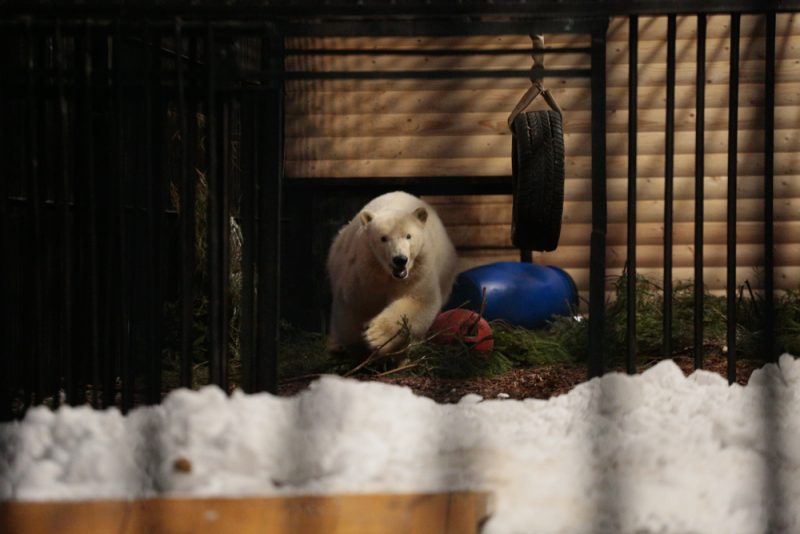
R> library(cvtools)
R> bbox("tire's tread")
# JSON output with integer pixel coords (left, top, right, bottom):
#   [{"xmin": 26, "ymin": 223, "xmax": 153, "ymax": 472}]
[{"xmin": 511, "ymin": 110, "xmax": 565, "ymax": 252}]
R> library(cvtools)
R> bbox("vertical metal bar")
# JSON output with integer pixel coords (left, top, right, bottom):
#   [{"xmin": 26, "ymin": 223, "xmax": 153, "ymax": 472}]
[
  {"xmin": 694, "ymin": 14, "xmax": 707, "ymax": 370},
  {"xmin": 625, "ymin": 15, "xmax": 638, "ymax": 375},
  {"xmin": 240, "ymin": 80, "xmax": 257, "ymax": 392},
  {"xmin": 103, "ymin": 18, "xmax": 122, "ymax": 406},
  {"xmin": 143, "ymin": 23, "xmax": 155, "ymax": 404},
  {"xmin": 255, "ymin": 29, "xmax": 284, "ymax": 392},
  {"xmin": 83, "ymin": 23, "xmax": 101, "ymax": 408},
  {"xmin": 115, "ymin": 21, "xmax": 133, "ymax": 412},
  {"xmin": 727, "ymin": 14, "xmax": 741, "ymax": 384},
  {"xmin": 206, "ymin": 23, "xmax": 227, "ymax": 389},
  {"xmin": 588, "ymin": 22, "xmax": 607, "ymax": 379},
  {"xmin": 145, "ymin": 26, "xmax": 164, "ymax": 404},
  {"xmin": 663, "ymin": 14, "xmax": 676, "ymax": 361},
  {"xmin": 220, "ymin": 95, "xmax": 231, "ymax": 391},
  {"xmin": 0, "ymin": 28, "xmax": 12, "ymax": 419},
  {"xmin": 25, "ymin": 21, "xmax": 44, "ymax": 407},
  {"xmin": 694, "ymin": 14, "xmax": 706, "ymax": 369},
  {"xmin": 96, "ymin": 31, "xmax": 116, "ymax": 410},
  {"xmin": 257, "ymin": 38, "xmax": 271, "ymax": 392},
  {"xmin": 36, "ymin": 27, "xmax": 50, "ymax": 407},
  {"xmin": 43, "ymin": 32, "xmax": 55, "ymax": 406},
  {"xmin": 55, "ymin": 22, "xmax": 74, "ymax": 406},
  {"xmin": 176, "ymin": 19, "xmax": 194, "ymax": 389},
  {"xmin": 763, "ymin": 11, "xmax": 776, "ymax": 363},
  {"xmin": 140, "ymin": 25, "xmax": 154, "ymax": 396},
  {"xmin": 520, "ymin": 249, "xmax": 532, "ymax": 263}
]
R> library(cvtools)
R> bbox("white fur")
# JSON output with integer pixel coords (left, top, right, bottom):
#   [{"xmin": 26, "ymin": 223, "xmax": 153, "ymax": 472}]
[{"xmin": 327, "ymin": 191, "xmax": 458, "ymax": 355}]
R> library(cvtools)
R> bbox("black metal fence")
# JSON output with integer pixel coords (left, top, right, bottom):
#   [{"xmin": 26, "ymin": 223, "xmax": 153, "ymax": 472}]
[
  {"xmin": 621, "ymin": 11, "xmax": 779, "ymax": 383},
  {"xmin": 1, "ymin": 16, "xmax": 285, "ymax": 418},
  {"xmin": 0, "ymin": 1, "xmax": 794, "ymax": 420}
]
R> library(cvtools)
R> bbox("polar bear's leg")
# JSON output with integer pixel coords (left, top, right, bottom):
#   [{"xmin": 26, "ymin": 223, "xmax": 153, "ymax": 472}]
[{"xmin": 364, "ymin": 291, "xmax": 441, "ymax": 354}]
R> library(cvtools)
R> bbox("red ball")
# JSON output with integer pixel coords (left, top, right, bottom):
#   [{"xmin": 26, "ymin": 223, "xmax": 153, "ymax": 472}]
[{"xmin": 428, "ymin": 309, "xmax": 494, "ymax": 352}]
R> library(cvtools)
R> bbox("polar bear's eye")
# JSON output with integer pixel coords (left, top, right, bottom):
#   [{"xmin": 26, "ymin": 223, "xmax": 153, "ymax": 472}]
[
  {"xmin": 406, "ymin": 234, "xmax": 411, "ymax": 240},
  {"xmin": 381, "ymin": 236, "xmax": 388, "ymax": 242}
]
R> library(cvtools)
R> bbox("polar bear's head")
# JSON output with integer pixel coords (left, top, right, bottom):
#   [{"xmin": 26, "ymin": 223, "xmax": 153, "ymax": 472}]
[{"xmin": 359, "ymin": 207, "xmax": 428, "ymax": 280}]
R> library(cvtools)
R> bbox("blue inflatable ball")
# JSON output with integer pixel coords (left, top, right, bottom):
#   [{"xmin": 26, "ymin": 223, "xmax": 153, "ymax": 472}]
[{"xmin": 444, "ymin": 262, "xmax": 578, "ymax": 329}]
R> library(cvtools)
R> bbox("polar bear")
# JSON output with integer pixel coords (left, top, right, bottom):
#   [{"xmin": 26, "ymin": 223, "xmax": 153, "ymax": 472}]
[{"xmin": 327, "ymin": 191, "xmax": 458, "ymax": 356}]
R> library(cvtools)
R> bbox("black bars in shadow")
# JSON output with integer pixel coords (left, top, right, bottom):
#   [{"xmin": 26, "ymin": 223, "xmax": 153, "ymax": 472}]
[
  {"xmin": 254, "ymin": 29, "xmax": 284, "ymax": 394},
  {"xmin": 82, "ymin": 23, "xmax": 102, "ymax": 409},
  {"xmin": 54, "ymin": 22, "xmax": 74, "ymax": 407},
  {"xmin": 144, "ymin": 23, "xmax": 165, "ymax": 404},
  {"xmin": 206, "ymin": 23, "xmax": 229, "ymax": 391},
  {"xmin": 25, "ymin": 20, "xmax": 44, "ymax": 409},
  {"xmin": 114, "ymin": 21, "xmax": 134, "ymax": 413},
  {"xmin": 239, "ymin": 67, "xmax": 257, "ymax": 393},
  {"xmin": 175, "ymin": 18, "xmax": 195, "ymax": 390}
]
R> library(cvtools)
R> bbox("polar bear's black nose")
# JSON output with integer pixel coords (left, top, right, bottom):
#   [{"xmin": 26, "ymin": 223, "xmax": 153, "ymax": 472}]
[{"xmin": 392, "ymin": 255, "xmax": 408, "ymax": 268}]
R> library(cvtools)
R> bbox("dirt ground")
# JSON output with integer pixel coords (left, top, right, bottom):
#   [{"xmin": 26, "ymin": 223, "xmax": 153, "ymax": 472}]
[{"xmin": 277, "ymin": 354, "xmax": 766, "ymax": 403}]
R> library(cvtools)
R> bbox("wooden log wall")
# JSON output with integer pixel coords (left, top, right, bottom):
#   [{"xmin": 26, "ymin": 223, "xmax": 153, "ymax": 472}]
[{"xmin": 285, "ymin": 14, "xmax": 800, "ymax": 302}]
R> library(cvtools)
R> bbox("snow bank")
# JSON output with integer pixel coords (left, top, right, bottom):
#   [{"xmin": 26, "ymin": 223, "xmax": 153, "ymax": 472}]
[{"xmin": 2, "ymin": 355, "xmax": 800, "ymax": 533}]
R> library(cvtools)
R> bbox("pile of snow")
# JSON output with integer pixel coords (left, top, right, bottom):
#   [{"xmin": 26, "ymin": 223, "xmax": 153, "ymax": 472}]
[{"xmin": 2, "ymin": 355, "xmax": 800, "ymax": 533}]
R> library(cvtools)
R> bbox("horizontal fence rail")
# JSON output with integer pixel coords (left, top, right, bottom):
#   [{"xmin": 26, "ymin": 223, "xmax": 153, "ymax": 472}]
[{"xmin": 1, "ymin": 1, "xmax": 799, "ymax": 17}]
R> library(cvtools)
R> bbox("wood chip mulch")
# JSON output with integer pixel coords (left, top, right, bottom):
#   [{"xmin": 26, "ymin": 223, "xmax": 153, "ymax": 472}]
[{"xmin": 277, "ymin": 354, "xmax": 769, "ymax": 404}]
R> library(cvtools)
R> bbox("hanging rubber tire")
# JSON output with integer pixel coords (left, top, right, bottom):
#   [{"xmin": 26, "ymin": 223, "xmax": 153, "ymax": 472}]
[{"xmin": 510, "ymin": 110, "xmax": 565, "ymax": 252}]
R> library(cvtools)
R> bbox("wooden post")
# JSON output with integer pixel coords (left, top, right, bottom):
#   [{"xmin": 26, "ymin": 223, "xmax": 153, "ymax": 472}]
[{"xmin": 0, "ymin": 492, "xmax": 493, "ymax": 534}]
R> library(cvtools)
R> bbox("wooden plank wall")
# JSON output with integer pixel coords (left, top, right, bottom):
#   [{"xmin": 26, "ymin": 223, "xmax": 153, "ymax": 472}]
[{"xmin": 285, "ymin": 14, "xmax": 800, "ymax": 302}]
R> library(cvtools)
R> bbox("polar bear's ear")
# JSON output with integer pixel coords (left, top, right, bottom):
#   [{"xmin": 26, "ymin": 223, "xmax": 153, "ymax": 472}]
[
  {"xmin": 413, "ymin": 207, "xmax": 428, "ymax": 225},
  {"xmin": 359, "ymin": 211, "xmax": 374, "ymax": 226}
]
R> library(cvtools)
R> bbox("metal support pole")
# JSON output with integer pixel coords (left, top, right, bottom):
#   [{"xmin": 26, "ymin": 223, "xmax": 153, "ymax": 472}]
[
  {"xmin": 255, "ymin": 29, "xmax": 284, "ymax": 393},
  {"xmin": 694, "ymin": 14, "xmax": 707, "ymax": 370},
  {"xmin": 764, "ymin": 11, "xmax": 776, "ymax": 362},
  {"xmin": 726, "ymin": 14, "xmax": 741, "ymax": 384},
  {"xmin": 625, "ymin": 15, "xmax": 638, "ymax": 375},
  {"xmin": 663, "ymin": 14, "xmax": 676, "ymax": 361},
  {"xmin": 588, "ymin": 21, "xmax": 608, "ymax": 379}
]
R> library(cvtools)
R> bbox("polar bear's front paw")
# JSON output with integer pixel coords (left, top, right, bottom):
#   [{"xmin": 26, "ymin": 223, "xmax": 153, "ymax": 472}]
[{"xmin": 364, "ymin": 316, "xmax": 408, "ymax": 354}]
